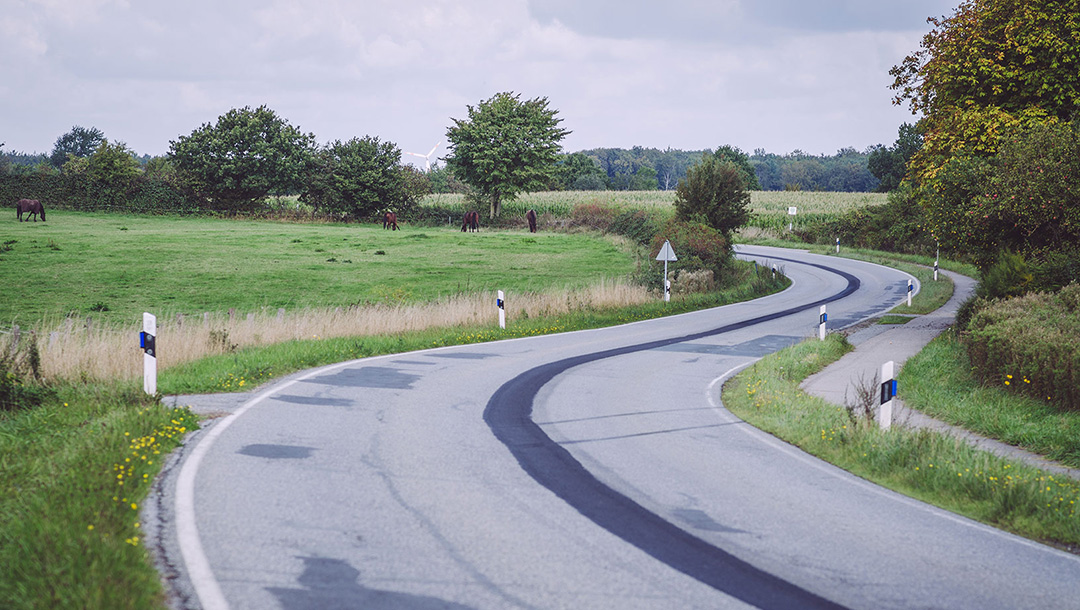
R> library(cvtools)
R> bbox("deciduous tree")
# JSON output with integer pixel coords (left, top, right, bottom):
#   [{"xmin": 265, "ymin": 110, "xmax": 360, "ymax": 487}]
[
  {"xmin": 50, "ymin": 126, "xmax": 105, "ymax": 168},
  {"xmin": 445, "ymin": 92, "xmax": 569, "ymax": 218},
  {"xmin": 713, "ymin": 145, "xmax": 760, "ymax": 190},
  {"xmin": 890, "ymin": 0, "xmax": 1080, "ymax": 182},
  {"xmin": 168, "ymin": 106, "xmax": 315, "ymax": 212},
  {"xmin": 673, "ymin": 154, "xmax": 751, "ymax": 239},
  {"xmin": 302, "ymin": 136, "xmax": 408, "ymax": 219},
  {"xmin": 867, "ymin": 123, "xmax": 923, "ymax": 192}
]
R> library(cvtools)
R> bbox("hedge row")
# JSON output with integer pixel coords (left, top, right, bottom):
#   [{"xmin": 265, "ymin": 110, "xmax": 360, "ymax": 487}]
[
  {"xmin": 965, "ymin": 283, "xmax": 1080, "ymax": 411},
  {"xmin": 2, "ymin": 173, "xmax": 202, "ymax": 215}
]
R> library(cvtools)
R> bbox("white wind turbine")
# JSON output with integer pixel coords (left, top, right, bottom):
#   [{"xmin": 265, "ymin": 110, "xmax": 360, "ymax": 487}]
[{"xmin": 405, "ymin": 141, "xmax": 441, "ymax": 171}]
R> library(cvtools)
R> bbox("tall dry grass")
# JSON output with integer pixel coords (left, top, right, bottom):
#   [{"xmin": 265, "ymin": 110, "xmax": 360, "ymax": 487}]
[{"xmin": 24, "ymin": 280, "xmax": 650, "ymax": 384}]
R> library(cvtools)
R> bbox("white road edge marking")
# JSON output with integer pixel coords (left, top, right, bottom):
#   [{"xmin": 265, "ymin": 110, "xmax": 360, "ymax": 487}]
[{"xmin": 174, "ymin": 358, "xmax": 358, "ymax": 610}]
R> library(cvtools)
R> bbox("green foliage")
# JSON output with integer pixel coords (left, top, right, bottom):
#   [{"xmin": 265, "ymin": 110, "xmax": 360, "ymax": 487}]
[
  {"xmin": 168, "ymin": 105, "xmax": 316, "ymax": 212},
  {"xmin": 554, "ymin": 152, "xmax": 607, "ymax": 190},
  {"xmin": 445, "ymin": 92, "xmax": 570, "ymax": 218},
  {"xmin": 867, "ymin": 123, "xmax": 923, "ymax": 192},
  {"xmin": 989, "ymin": 120, "xmax": 1080, "ymax": 257},
  {"xmin": 0, "ymin": 332, "xmax": 52, "ymax": 411},
  {"xmin": 921, "ymin": 120, "xmax": 1080, "ymax": 269},
  {"xmin": 918, "ymin": 154, "xmax": 999, "ymax": 268},
  {"xmin": 83, "ymin": 141, "xmax": 142, "ymax": 205},
  {"xmin": 965, "ymin": 283, "xmax": 1080, "ymax": 411},
  {"xmin": 673, "ymin": 154, "xmax": 751, "ymax": 238},
  {"xmin": 649, "ymin": 218, "xmax": 732, "ymax": 285},
  {"xmin": 713, "ymin": 145, "xmax": 760, "ymax": 190},
  {"xmin": 426, "ymin": 163, "xmax": 470, "ymax": 194},
  {"xmin": 795, "ymin": 183, "xmax": 936, "ymax": 255},
  {"xmin": 750, "ymin": 148, "xmax": 880, "ymax": 192},
  {"xmin": 1029, "ymin": 247, "xmax": 1080, "ymax": 292},
  {"xmin": 608, "ymin": 208, "xmax": 665, "ymax": 246},
  {"xmin": 892, "ymin": 0, "xmax": 1080, "ymax": 184},
  {"xmin": 976, "ymin": 251, "xmax": 1032, "ymax": 300},
  {"xmin": 50, "ymin": 126, "xmax": 105, "ymax": 168},
  {"xmin": 301, "ymin": 136, "xmax": 410, "ymax": 220}
]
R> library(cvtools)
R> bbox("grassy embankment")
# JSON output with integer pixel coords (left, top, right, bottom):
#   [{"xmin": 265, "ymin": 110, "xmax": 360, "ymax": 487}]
[
  {"xmin": 722, "ymin": 253, "xmax": 1080, "ymax": 552},
  {"xmin": 1, "ymin": 207, "xmax": 791, "ymax": 609}
]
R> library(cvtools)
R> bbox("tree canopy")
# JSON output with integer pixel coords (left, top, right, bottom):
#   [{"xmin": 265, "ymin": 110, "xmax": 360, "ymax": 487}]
[
  {"xmin": 445, "ymin": 92, "xmax": 569, "ymax": 218},
  {"xmin": 891, "ymin": 0, "xmax": 1080, "ymax": 182},
  {"xmin": 168, "ymin": 105, "xmax": 315, "ymax": 212},
  {"xmin": 301, "ymin": 136, "xmax": 413, "ymax": 219},
  {"xmin": 867, "ymin": 123, "xmax": 923, "ymax": 192},
  {"xmin": 713, "ymin": 145, "xmax": 760, "ymax": 190},
  {"xmin": 891, "ymin": 0, "xmax": 1080, "ymax": 266},
  {"xmin": 50, "ymin": 126, "xmax": 105, "ymax": 168},
  {"xmin": 673, "ymin": 154, "xmax": 751, "ymax": 239}
]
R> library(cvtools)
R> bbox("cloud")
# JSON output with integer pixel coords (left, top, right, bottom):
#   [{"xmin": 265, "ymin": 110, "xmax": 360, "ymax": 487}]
[{"xmin": 0, "ymin": 0, "xmax": 953, "ymax": 157}]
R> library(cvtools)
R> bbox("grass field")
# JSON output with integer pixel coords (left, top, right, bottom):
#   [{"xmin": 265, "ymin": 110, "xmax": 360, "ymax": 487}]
[{"xmin": 0, "ymin": 210, "xmax": 637, "ymax": 325}]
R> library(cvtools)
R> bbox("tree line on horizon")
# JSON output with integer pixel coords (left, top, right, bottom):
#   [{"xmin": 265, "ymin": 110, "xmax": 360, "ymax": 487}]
[{"xmin": 2, "ymin": 131, "xmax": 887, "ymax": 203}]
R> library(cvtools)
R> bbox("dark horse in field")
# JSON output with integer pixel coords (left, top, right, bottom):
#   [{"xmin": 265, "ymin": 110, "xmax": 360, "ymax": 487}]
[
  {"xmin": 526, "ymin": 209, "xmax": 537, "ymax": 233},
  {"xmin": 382, "ymin": 211, "xmax": 398, "ymax": 230},
  {"xmin": 16, "ymin": 199, "xmax": 45, "ymax": 222},
  {"xmin": 461, "ymin": 211, "xmax": 479, "ymax": 232}
]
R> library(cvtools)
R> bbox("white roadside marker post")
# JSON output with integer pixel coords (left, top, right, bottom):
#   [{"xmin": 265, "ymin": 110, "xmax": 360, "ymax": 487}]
[
  {"xmin": 879, "ymin": 361, "xmax": 896, "ymax": 430},
  {"xmin": 934, "ymin": 244, "xmax": 940, "ymax": 281},
  {"xmin": 835, "ymin": 236, "xmax": 840, "ymax": 253},
  {"xmin": 141, "ymin": 312, "xmax": 157, "ymax": 395},
  {"xmin": 907, "ymin": 279, "xmax": 913, "ymax": 307},
  {"xmin": 655, "ymin": 240, "xmax": 678, "ymax": 303},
  {"xmin": 497, "ymin": 290, "xmax": 505, "ymax": 329},
  {"xmin": 819, "ymin": 305, "xmax": 827, "ymax": 341}
]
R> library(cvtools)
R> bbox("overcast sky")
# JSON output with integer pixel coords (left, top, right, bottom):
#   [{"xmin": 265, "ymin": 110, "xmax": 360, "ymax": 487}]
[{"xmin": 2, "ymin": 0, "xmax": 957, "ymax": 163}]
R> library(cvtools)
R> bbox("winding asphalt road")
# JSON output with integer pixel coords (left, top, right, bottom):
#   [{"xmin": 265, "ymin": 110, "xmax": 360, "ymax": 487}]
[{"xmin": 156, "ymin": 245, "xmax": 1080, "ymax": 610}]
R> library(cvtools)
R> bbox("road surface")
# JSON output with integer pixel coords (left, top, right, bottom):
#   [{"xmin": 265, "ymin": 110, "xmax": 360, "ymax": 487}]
[{"xmin": 154, "ymin": 245, "xmax": 1080, "ymax": 610}]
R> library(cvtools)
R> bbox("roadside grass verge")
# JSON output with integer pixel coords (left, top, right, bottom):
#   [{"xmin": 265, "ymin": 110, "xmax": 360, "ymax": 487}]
[
  {"xmin": 0, "ymin": 267, "xmax": 788, "ymax": 609},
  {"xmin": 161, "ymin": 269, "xmax": 790, "ymax": 394},
  {"xmin": 723, "ymin": 333, "xmax": 1080, "ymax": 552},
  {"xmin": 901, "ymin": 332, "xmax": 1080, "ymax": 469},
  {"xmin": 0, "ymin": 387, "xmax": 198, "ymax": 609}
]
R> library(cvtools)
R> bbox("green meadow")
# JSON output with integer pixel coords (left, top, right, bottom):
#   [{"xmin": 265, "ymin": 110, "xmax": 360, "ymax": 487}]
[{"xmin": 0, "ymin": 210, "xmax": 636, "ymax": 325}]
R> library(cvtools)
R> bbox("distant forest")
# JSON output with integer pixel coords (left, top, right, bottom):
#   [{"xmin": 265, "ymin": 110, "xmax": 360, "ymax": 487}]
[
  {"xmin": 564, "ymin": 146, "xmax": 880, "ymax": 192},
  {"xmin": 3, "ymin": 144, "xmax": 881, "ymax": 195}
]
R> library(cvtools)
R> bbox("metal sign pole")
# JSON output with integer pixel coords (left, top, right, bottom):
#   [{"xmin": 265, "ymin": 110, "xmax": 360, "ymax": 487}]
[{"xmin": 655, "ymin": 240, "xmax": 677, "ymax": 303}]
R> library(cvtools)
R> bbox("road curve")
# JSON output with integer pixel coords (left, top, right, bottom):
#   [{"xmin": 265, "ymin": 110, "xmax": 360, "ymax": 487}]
[{"xmin": 158, "ymin": 245, "xmax": 1080, "ymax": 610}]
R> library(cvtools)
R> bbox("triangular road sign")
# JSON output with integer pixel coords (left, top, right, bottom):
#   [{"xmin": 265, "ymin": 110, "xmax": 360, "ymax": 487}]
[{"xmin": 655, "ymin": 240, "xmax": 678, "ymax": 262}]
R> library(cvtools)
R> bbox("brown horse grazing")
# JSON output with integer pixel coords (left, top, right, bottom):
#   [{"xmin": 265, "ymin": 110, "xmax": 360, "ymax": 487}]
[
  {"xmin": 16, "ymin": 199, "xmax": 45, "ymax": 222},
  {"xmin": 382, "ymin": 211, "xmax": 398, "ymax": 230},
  {"xmin": 526, "ymin": 209, "xmax": 537, "ymax": 233},
  {"xmin": 461, "ymin": 211, "xmax": 479, "ymax": 232}
]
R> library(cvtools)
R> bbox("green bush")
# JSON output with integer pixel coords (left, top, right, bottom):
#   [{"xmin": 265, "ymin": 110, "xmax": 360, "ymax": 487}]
[
  {"xmin": 965, "ymin": 283, "xmax": 1080, "ymax": 410},
  {"xmin": 568, "ymin": 201, "xmax": 618, "ymax": 231},
  {"xmin": 648, "ymin": 219, "xmax": 733, "ymax": 289},
  {"xmin": 608, "ymin": 208, "xmax": 664, "ymax": 246},
  {"xmin": 795, "ymin": 184, "xmax": 936, "ymax": 255}
]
